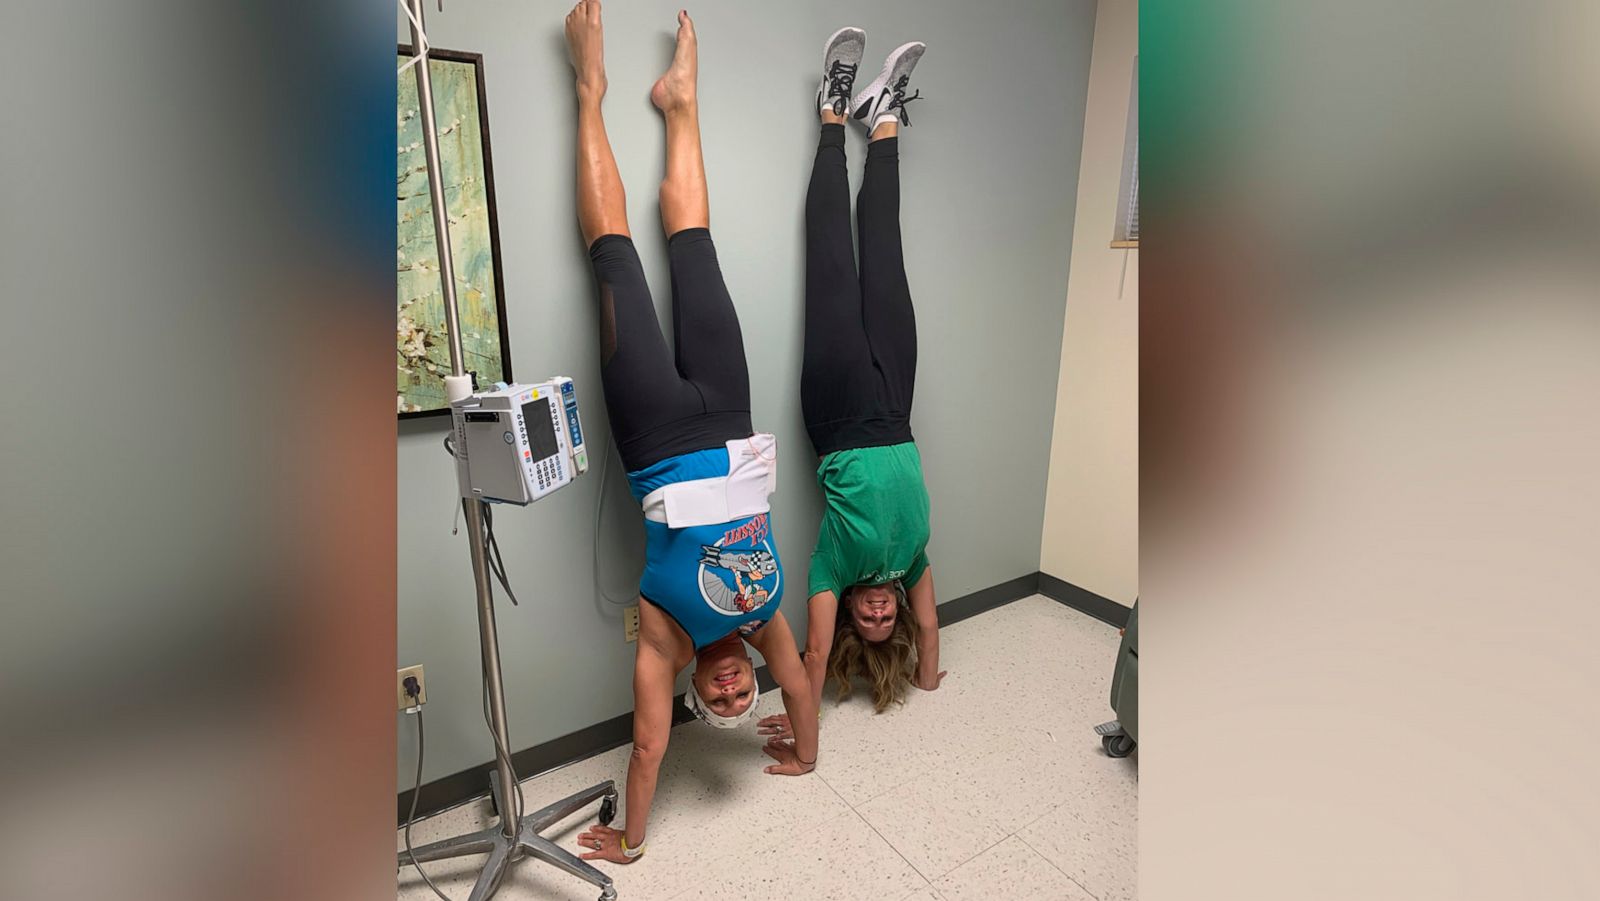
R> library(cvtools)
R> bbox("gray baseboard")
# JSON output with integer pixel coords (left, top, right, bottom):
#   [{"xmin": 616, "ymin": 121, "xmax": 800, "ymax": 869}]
[
  {"xmin": 933, "ymin": 572, "xmax": 1047, "ymax": 627},
  {"xmin": 1037, "ymin": 571, "xmax": 1133, "ymax": 628},
  {"xmin": 398, "ymin": 570, "xmax": 1125, "ymax": 824}
]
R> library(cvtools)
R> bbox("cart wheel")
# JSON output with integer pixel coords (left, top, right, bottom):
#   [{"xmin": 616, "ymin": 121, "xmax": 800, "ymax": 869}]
[
  {"xmin": 1103, "ymin": 734, "xmax": 1135, "ymax": 758},
  {"xmin": 598, "ymin": 792, "xmax": 618, "ymax": 826}
]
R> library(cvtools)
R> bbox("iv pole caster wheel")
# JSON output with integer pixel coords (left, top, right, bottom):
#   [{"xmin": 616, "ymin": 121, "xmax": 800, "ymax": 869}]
[
  {"xmin": 1103, "ymin": 733, "xmax": 1135, "ymax": 758},
  {"xmin": 598, "ymin": 791, "xmax": 618, "ymax": 826}
]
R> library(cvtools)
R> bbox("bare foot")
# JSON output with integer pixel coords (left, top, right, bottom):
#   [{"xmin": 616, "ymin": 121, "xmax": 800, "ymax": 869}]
[
  {"xmin": 564, "ymin": 0, "xmax": 607, "ymax": 100},
  {"xmin": 650, "ymin": 10, "xmax": 698, "ymax": 112}
]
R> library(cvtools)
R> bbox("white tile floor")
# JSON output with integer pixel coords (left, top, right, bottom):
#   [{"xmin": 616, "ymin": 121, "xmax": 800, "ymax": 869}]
[{"xmin": 398, "ymin": 594, "xmax": 1137, "ymax": 901}]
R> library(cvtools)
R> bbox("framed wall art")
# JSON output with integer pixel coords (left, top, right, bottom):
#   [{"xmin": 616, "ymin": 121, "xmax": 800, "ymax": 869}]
[{"xmin": 397, "ymin": 47, "xmax": 511, "ymax": 418}]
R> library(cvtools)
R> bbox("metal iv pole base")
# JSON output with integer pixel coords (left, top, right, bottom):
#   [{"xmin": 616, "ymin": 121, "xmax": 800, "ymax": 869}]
[{"xmin": 400, "ymin": 772, "xmax": 620, "ymax": 901}]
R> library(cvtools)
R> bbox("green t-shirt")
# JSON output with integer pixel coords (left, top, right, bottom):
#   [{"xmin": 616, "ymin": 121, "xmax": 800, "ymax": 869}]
[{"xmin": 807, "ymin": 441, "xmax": 931, "ymax": 598}]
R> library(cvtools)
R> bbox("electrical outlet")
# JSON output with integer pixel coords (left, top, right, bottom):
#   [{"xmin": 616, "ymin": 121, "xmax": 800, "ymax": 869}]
[
  {"xmin": 623, "ymin": 605, "xmax": 640, "ymax": 642},
  {"xmin": 397, "ymin": 664, "xmax": 426, "ymax": 710}
]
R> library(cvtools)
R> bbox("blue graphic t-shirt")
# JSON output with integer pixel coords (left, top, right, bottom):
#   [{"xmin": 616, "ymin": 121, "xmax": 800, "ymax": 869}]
[{"xmin": 627, "ymin": 447, "xmax": 783, "ymax": 650}]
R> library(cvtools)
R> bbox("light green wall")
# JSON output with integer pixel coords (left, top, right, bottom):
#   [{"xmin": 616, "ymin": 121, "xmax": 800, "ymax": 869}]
[{"xmin": 398, "ymin": 0, "xmax": 1096, "ymax": 789}]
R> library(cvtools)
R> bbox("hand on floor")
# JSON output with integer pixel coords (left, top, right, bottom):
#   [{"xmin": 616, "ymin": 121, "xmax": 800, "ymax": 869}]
[
  {"xmin": 756, "ymin": 713, "xmax": 793, "ymax": 742},
  {"xmin": 761, "ymin": 738, "xmax": 815, "ymax": 776},
  {"xmin": 913, "ymin": 669, "xmax": 948, "ymax": 691},
  {"xmin": 576, "ymin": 823, "xmax": 640, "ymax": 865}
]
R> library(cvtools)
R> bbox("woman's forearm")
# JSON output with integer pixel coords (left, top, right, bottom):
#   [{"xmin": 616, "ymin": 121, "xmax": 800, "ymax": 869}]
[
  {"xmin": 915, "ymin": 630, "xmax": 940, "ymax": 681},
  {"xmin": 804, "ymin": 646, "xmax": 828, "ymax": 708},
  {"xmin": 623, "ymin": 746, "xmax": 664, "ymax": 848},
  {"xmin": 804, "ymin": 591, "xmax": 839, "ymax": 709},
  {"xmin": 908, "ymin": 571, "xmax": 940, "ymax": 682},
  {"xmin": 782, "ymin": 686, "xmax": 820, "ymax": 765}
]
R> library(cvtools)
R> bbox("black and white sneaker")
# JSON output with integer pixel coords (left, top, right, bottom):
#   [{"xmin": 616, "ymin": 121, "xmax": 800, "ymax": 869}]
[
  {"xmin": 817, "ymin": 27, "xmax": 866, "ymax": 117},
  {"xmin": 850, "ymin": 41, "xmax": 926, "ymax": 129}
]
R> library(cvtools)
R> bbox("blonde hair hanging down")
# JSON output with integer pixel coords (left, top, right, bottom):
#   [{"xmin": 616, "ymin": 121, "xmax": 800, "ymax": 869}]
[{"xmin": 827, "ymin": 582, "xmax": 920, "ymax": 713}]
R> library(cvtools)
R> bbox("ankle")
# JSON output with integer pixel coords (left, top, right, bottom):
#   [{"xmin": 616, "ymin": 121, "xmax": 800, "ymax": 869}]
[
  {"xmin": 661, "ymin": 98, "xmax": 699, "ymax": 118},
  {"xmin": 576, "ymin": 78, "xmax": 607, "ymax": 104},
  {"xmin": 820, "ymin": 110, "xmax": 848, "ymax": 126}
]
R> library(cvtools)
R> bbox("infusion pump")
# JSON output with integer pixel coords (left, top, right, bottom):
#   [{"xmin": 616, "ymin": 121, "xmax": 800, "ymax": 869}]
[{"xmin": 449, "ymin": 378, "xmax": 589, "ymax": 504}]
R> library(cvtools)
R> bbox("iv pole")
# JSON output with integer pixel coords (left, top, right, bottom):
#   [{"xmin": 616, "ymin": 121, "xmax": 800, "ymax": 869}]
[{"xmin": 398, "ymin": 2, "xmax": 618, "ymax": 898}]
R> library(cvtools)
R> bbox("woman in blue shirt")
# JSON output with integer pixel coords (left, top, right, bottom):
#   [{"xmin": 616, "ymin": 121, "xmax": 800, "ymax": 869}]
[{"xmin": 563, "ymin": 3, "xmax": 818, "ymax": 868}]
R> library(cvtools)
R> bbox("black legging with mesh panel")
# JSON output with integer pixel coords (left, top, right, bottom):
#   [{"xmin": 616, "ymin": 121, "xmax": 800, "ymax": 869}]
[
  {"xmin": 801, "ymin": 125, "xmax": 917, "ymax": 457},
  {"xmin": 588, "ymin": 227, "xmax": 753, "ymax": 472}
]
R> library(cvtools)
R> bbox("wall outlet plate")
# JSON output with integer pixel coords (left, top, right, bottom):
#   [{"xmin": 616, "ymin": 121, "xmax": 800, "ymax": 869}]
[
  {"xmin": 397, "ymin": 664, "xmax": 426, "ymax": 710},
  {"xmin": 624, "ymin": 605, "xmax": 639, "ymax": 642}
]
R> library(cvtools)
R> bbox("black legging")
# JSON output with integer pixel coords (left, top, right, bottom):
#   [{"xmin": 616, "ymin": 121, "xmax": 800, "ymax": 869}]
[
  {"xmin": 588, "ymin": 228, "xmax": 753, "ymax": 472},
  {"xmin": 801, "ymin": 125, "xmax": 917, "ymax": 457}
]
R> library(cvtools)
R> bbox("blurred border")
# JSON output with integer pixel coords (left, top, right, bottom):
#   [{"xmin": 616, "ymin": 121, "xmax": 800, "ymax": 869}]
[
  {"xmin": 1141, "ymin": 2, "xmax": 1600, "ymax": 899},
  {"xmin": 1, "ymin": 2, "xmax": 396, "ymax": 899}
]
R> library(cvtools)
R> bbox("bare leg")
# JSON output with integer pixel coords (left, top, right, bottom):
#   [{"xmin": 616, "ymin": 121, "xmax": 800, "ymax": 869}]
[
  {"xmin": 651, "ymin": 12, "xmax": 750, "ymax": 414},
  {"xmin": 568, "ymin": 0, "xmax": 701, "ymax": 470},
  {"xmin": 651, "ymin": 11, "xmax": 708, "ymax": 236},
  {"xmin": 566, "ymin": 0, "xmax": 628, "ymax": 246},
  {"xmin": 870, "ymin": 120, "xmax": 900, "ymax": 142}
]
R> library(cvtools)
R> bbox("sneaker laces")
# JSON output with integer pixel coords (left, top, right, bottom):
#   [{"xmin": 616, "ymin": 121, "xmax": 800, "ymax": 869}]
[
  {"xmin": 885, "ymin": 73, "xmax": 923, "ymax": 126},
  {"xmin": 825, "ymin": 59, "xmax": 858, "ymax": 114}
]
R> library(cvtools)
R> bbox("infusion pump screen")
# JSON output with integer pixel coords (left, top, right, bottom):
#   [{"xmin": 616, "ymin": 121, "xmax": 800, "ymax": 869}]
[{"xmin": 522, "ymin": 396, "xmax": 559, "ymax": 461}]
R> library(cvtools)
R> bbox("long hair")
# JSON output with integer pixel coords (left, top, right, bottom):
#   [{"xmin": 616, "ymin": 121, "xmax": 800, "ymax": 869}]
[{"xmin": 827, "ymin": 584, "xmax": 920, "ymax": 713}]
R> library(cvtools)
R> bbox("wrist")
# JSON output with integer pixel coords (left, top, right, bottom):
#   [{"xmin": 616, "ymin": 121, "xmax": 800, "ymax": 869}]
[{"xmin": 620, "ymin": 833, "xmax": 646, "ymax": 859}]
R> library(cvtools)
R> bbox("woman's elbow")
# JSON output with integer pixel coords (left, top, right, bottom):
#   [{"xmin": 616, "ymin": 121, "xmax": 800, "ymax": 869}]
[
  {"xmin": 805, "ymin": 635, "xmax": 833, "ymax": 661},
  {"xmin": 630, "ymin": 739, "xmax": 666, "ymax": 767}
]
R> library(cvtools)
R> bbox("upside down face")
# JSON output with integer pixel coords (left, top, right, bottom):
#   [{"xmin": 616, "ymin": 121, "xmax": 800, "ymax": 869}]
[
  {"xmin": 849, "ymin": 584, "xmax": 899, "ymax": 643},
  {"xmin": 691, "ymin": 644, "xmax": 757, "ymax": 717}
]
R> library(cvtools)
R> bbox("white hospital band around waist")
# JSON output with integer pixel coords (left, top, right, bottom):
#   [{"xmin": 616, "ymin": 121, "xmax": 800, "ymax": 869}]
[{"xmin": 640, "ymin": 434, "xmax": 778, "ymax": 528}]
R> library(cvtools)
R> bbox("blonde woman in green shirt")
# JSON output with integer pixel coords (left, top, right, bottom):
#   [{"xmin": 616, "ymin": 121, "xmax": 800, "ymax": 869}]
[{"xmin": 762, "ymin": 31, "xmax": 944, "ymax": 742}]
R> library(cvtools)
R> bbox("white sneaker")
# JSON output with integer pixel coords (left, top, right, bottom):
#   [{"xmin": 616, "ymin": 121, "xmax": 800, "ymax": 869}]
[
  {"xmin": 817, "ymin": 27, "xmax": 867, "ymax": 117},
  {"xmin": 850, "ymin": 41, "xmax": 926, "ymax": 129}
]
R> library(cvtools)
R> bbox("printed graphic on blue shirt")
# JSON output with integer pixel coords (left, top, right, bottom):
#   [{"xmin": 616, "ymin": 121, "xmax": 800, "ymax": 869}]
[{"xmin": 697, "ymin": 512, "xmax": 779, "ymax": 617}]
